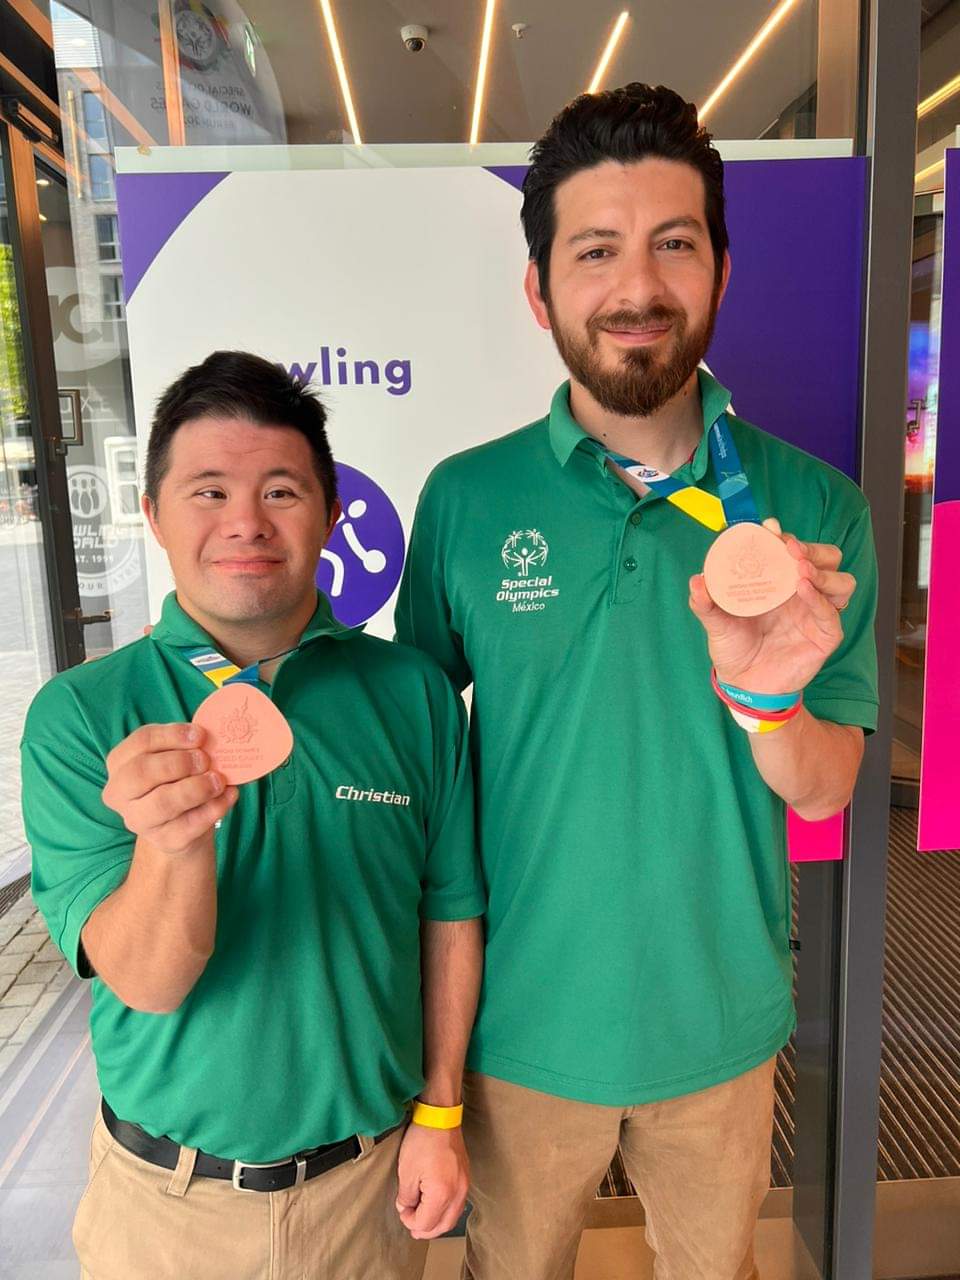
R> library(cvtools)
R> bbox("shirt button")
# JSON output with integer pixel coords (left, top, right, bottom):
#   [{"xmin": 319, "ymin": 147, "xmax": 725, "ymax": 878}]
[
  {"xmin": 623, "ymin": 556, "xmax": 638, "ymax": 572},
  {"xmin": 630, "ymin": 512, "xmax": 643, "ymax": 526}
]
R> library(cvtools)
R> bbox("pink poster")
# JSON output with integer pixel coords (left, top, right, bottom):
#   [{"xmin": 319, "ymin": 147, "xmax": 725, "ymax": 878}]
[{"xmin": 919, "ymin": 149, "xmax": 960, "ymax": 851}]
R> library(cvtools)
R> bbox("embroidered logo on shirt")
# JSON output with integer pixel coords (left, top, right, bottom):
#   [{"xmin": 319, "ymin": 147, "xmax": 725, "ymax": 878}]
[
  {"xmin": 496, "ymin": 528, "xmax": 560, "ymax": 614},
  {"xmin": 501, "ymin": 529, "xmax": 549, "ymax": 576},
  {"xmin": 335, "ymin": 785, "xmax": 411, "ymax": 807}
]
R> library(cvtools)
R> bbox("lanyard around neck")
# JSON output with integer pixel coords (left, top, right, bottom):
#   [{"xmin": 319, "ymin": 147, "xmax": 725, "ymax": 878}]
[
  {"xmin": 181, "ymin": 644, "xmax": 298, "ymax": 689},
  {"xmin": 605, "ymin": 414, "xmax": 759, "ymax": 533}
]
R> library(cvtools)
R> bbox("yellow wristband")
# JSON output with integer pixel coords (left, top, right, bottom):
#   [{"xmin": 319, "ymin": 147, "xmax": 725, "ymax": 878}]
[
  {"xmin": 411, "ymin": 1100, "xmax": 463, "ymax": 1130},
  {"xmin": 726, "ymin": 704, "xmax": 794, "ymax": 734}
]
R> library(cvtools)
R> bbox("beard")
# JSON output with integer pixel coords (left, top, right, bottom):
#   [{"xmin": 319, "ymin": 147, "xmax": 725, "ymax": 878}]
[{"xmin": 547, "ymin": 291, "xmax": 720, "ymax": 418}]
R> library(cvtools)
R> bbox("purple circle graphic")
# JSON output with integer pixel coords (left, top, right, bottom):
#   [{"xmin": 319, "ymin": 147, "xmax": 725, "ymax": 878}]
[{"xmin": 315, "ymin": 463, "xmax": 406, "ymax": 627}]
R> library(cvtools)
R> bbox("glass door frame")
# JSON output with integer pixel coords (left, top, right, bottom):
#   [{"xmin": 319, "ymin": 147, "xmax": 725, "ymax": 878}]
[
  {"xmin": 791, "ymin": 2, "xmax": 922, "ymax": 1277},
  {"xmin": 0, "ymin": 107, "xmax": 85, "ymax": 669}
]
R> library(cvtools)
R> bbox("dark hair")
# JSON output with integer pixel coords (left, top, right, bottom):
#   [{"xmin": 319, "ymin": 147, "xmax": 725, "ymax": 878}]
[
  {"xmin": 521, "ymin": 83, "xmax": 728, "ymax": 297},
  {"xmin": 145, "ymin": 351, "xmax": 338, "ymax": 510}
]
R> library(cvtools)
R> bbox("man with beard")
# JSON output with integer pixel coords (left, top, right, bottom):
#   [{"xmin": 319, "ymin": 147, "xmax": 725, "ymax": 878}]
[{"xmin": 396, "ymin": 85, "xmax": 878, "ymax": 1279}]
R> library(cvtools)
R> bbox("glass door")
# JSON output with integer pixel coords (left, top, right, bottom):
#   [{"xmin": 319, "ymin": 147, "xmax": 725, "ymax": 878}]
[
  {"xmin": 892, "ymin": 200, "xmax": 941, "ymax": 800},
  {"xmin": 35, "ymin": 152, "xmax": 148, "ymax": 657},
  {"xmin": 0, "ymin": 132, "xmax": 57, "ymax": 888}
]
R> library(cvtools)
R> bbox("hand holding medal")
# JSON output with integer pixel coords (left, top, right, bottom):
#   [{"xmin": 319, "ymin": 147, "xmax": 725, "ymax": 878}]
[
  {"xmin": 100, "ymin": 650, "xmax": 294, "ymax": 864},
  {"xmin": 609, "ymin": 415, "xmax": 857, "ymax": 699},
  {"xmin": 102, "ymin": 722, "xmax": 239, "ymax": 857},
  {"xmin": 690, "ymin": 517, "xmax": 857, "ymax": 697}
]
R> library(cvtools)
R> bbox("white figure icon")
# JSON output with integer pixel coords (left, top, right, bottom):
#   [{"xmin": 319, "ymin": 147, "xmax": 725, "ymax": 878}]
[{"xmin": 320, "ymin": 499, "xmax": 387, "ymax": 598}]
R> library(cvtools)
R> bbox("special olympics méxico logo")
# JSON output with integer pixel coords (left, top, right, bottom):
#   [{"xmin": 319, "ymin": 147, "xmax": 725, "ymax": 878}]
[
  {"xmin": 316, "ymin": 463, "xmax": 405, "ymax": 627},
  {"xmin": 501, "ymin": 529, "xmax": 548, "ymax": 578}
]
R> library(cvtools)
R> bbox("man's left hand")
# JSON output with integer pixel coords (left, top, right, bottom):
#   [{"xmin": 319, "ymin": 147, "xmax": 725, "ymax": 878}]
[
  {"xmin": 395, "ymin": 1123, "xmax": 470, "ymax": 1241},
  {"xmin": 689, "ymin": 519, "xmax": 857, "ymax": 695}
]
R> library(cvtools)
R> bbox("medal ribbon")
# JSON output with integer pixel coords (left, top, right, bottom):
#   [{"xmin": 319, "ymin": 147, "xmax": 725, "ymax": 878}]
[
  {"xmin": 182, "ymin": 641, "xmax": 301, "ymax": 689},
  {"xmin": 181, "ymin": 647, "xmax": 259, "ymax": 689},
  {"xmin": 606, "ymin": 415, "xmax": 759, "ymax": 533}
]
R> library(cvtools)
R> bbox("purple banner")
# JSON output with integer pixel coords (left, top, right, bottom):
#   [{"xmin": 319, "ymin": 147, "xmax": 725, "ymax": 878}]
[
  {"xmin": 116, "ymin": 171, "xmax": 228, "ymax": 302},
  {"xmin": 489, "ymin": 157, "xmax": 867, "ymax": 479},
  {"xmin": 710, "ymin": 158, "xmax": 866, "ymax": 480},
  {"xmin": 919, "ymin": 149, "xmax": 960, "ymax": 851}
]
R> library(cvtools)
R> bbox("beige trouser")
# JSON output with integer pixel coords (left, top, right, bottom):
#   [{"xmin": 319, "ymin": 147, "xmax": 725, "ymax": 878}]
[
  {"xmin": 74, "ymin": 1110, "xmax": 428, "ymax": 1280},
  {"xmin": 462, "ymin": 1057, "xmax": 776, "ymax": 1280}
]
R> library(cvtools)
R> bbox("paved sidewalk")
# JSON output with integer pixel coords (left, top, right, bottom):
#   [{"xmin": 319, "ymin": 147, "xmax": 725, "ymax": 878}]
[{"xmin": 0, "ymin": 891, "xmax": 71, "ymax": 1078}]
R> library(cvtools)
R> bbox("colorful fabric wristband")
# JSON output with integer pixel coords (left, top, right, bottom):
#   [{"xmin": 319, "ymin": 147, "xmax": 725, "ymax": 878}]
[
  {"xmin": 411, "ymin": 1101, "xmax": 463, "ymax": 1130},
  {"xmin": 711, "ymin": 669, "xmax": 803, "ymax": 734},
  {"xmin": 714, "ymin": 677, "xmax": 801, "ymax": 713},
  {"xmin": 711, "ymin": 670, "xmax": 802, "ymax": 719},
  {"xmin": 718, "ymin": 695, "xmax": 800, "ymax": 723}
]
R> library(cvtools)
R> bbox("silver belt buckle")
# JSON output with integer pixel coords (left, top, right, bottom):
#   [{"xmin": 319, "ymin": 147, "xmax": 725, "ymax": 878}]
[{"xmin": 232, "ymin": 1154, "xmax": 306, "ymax": 1193}]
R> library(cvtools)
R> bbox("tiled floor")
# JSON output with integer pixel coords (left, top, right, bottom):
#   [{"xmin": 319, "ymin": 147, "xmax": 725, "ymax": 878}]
[
  {"xmin": 0, "ymin": 898, "xmax": 74, "ymax": 1080},
  {"xmin": 0, "ymin": 972, "xmax": 93, "ymax": 1279}
]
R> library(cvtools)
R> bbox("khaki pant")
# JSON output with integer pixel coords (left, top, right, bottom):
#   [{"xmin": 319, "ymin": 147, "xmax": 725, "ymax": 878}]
[
  {"xmin": 462, "ymin": 1057, "xmax": 776, "ymax": 1280},
  {"xmin": 74, "ymin": 1110, "xmax": 428, "ymax": 1280}
]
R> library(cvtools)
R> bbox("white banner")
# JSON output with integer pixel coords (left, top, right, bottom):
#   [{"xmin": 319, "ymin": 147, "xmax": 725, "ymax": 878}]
[{"xmin": 120, "ymin": 161, "xmax": 567, "ymax": 635}]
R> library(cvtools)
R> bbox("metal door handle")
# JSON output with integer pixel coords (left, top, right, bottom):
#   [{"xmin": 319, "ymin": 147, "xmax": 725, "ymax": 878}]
[{"xmin": 65, "ymin": 609, "xmax": 113, "ymax": 626}]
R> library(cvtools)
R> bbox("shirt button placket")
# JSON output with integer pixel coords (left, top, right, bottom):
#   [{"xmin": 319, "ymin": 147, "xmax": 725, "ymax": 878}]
[{"xmin": 615, "ymin": 510, "xmax": 646, "ymax": 602}]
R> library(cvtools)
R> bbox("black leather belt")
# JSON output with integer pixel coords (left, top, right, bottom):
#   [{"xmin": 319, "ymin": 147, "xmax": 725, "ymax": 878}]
[{"xmin": 101, "ymin": 1098, "xmax": 402, "ymax": 1193}]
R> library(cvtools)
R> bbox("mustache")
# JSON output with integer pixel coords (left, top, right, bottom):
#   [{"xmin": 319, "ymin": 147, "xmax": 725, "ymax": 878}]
[{"xmin": 588, "ymin": 305, "xmax": 683, "ymax": 337}]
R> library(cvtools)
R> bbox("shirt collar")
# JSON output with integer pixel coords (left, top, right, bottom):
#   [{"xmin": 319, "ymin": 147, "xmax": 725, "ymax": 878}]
[
  {"xmin": 547, "ymin": 368, "xmax": 734, "ymax": 482},
  {"xmin": 150, "ymin": 590, "xmax": 363, "ymax": 654},
  {"xmin": 546, "ymin": 382, "xmax": 588, "ymax": 467}
]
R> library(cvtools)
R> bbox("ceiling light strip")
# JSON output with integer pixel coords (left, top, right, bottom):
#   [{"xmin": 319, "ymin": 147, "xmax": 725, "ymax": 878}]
[
  {"xmin": 699, "ymin": 0, "xmax": 800, "ymax": 123},
  {"xmin": 319, "ymin": 0, "xmax": 363, "ymax": 145},
  {"xmin": 587, "ymin": 11, "xmax": 630, "ymax": 95},
  {"xmin": 915, "ymin": 157, "xmax": 945, "ymax": 185},
  {"xmin": 470, "ymin": 0, "xmax": 498, "ymax": 145},
  {"xmin": 918, "ymin": 73, "xmax": 960, "ymax": 119}
]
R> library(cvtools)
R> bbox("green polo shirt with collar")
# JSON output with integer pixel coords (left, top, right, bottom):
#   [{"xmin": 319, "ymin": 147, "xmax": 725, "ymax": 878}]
[
  {"xmin": 21, "ymin": 591, "xmax": 484, "ymax": 1161},
  {"xmin": 396, "ymin": 370, "xmax": 878, "ymax": 1106}
]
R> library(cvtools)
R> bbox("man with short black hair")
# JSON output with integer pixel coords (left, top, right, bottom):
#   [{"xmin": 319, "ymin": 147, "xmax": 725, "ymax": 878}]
[
  {"xmin": 23, "ymin": 351, "xmax": 484, "ymax": 1280},
  {"xmin": 397, "ymin": 85, "xmax": 878, "ymax": 1279}
]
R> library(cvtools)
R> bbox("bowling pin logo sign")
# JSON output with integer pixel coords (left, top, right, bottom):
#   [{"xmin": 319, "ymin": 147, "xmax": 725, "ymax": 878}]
[{"xmin": 316, "ymin": 463, "xmax": 406, "ymax": 627}]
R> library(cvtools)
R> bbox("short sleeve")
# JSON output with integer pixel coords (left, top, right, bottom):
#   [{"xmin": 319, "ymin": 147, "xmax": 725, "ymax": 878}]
[
  {"xmin": 420, "ymin": 684, "xmax": 485, "ymax": 922},
  {"xmin": 804, "ymin": 501, "xmax": 880, "ymax": 732},
  {"xmin": 21, "ymin": 688, "xmax": 133, "ymax": 978},
  {"xmin": 396, "ymin": 473, "xmax": 473, "ymax": 693}
]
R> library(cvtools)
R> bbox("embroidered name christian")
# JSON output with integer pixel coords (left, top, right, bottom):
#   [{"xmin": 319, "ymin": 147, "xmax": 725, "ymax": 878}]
[{"xmin": 335, "ymin": 785, "xmax": 411, "ymax": 807}]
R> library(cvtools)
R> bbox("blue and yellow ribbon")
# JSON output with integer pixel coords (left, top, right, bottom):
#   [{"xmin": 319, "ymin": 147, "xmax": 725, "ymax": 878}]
[
  {"xmin": 181, "ymin": 647, "xmax": 259, "ymax": 689},
  {"xmin": 607, "ymin": 415, "xmax": 759, "ymax": 533}
]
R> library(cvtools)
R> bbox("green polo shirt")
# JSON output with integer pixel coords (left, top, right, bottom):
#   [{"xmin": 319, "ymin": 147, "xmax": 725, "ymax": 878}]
[
  {"xmin": 396, "ymin": 370, "xmax": 878, "ymax": 1106},
  {"xmin": 22, "ymin": 591, "xmax": 484, "ymax": 1160}
]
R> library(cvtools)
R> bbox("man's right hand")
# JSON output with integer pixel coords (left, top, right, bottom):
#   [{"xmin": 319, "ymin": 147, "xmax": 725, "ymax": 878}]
[{"xmin": 102, "ymin": 724, "xmax": 238, "ymax": 855}]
